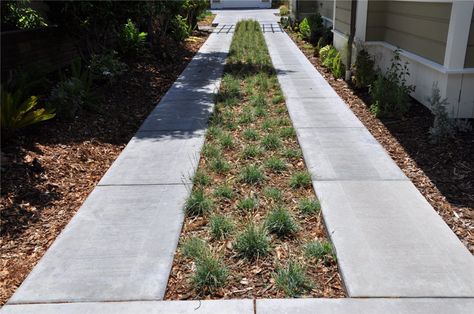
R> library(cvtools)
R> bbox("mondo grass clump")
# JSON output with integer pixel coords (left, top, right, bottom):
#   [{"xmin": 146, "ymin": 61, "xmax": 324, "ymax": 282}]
[
  {"xmin": 266, "ymin": 207, "xmax": 299, "ymax": 237},
  {"xmin": 167, "ymin": 19, "xmax": 343, "ymax": 299},
  {"xmin": 274, "ymin": 260, "xmax": 313, "ymax": 297},
  {"xmin": 304, "ymin": 240, "xmax": 336, "ymax": 264},
  {"xmin": 235, "ymin": 223, "xmax": 270, "ymax": 259}
]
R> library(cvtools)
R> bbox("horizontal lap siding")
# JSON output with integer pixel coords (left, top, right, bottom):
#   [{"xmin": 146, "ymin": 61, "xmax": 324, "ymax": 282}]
[
  {"xmin": 366, "ymin": 0, "xmax": 451, "ymax": 65},
  {"xmin": 335, "ymin": 0, "xmax": 351, "ymax": 35},
  {"xmin": 318, "ymin": 0, "xmax": 334, "ymax": 20},
  {"xmin": 465, "ymin": 8, "xmax": 474, "ymax": 68}
]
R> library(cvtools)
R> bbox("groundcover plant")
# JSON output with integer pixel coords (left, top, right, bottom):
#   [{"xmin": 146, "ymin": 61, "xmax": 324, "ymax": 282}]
[{"xmin": 166, "ymin": 20, "xmax": 344, "ymax": 299}]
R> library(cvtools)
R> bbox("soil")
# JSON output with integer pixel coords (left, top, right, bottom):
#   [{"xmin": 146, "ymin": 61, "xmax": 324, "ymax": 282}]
[
  {"xmin": 287, "ymin": 31, "xmax": 474, "ymax": 254},
  {"xmin": 0, "ymin": 32, "xmax": 209, "ymax": 305}
]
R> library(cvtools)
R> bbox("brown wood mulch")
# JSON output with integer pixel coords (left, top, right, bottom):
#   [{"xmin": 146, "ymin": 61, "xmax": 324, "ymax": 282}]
[
  {"xmin": 287, "ymin": 31, "xmax": 474, "ymax": 255},
  {"xmin": 0, "ymin": 32, "xmax": 209, "ymax": 305}
]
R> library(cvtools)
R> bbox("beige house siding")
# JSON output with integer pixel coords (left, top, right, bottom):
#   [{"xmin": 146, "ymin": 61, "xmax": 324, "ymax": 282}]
[
  {"xmin": 465, "ymin": 8, "xmax": 474, "ymax": 68},
  {"xmin": 290, "ymin": 0, "xmax": 334, "ymax": 20},
  {"xmin": 366, "ymin": 0, "xmax": 451, "ymax": 65},
  {"xmin": 318, "ymin": 0, "xmax": 334, "ymax": 20},
  {"xmin": 335, "ymin": 0, "xmax": 352, "ymax": 35}
]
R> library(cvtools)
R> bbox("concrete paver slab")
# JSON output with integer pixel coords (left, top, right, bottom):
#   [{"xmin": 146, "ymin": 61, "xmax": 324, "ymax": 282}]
[
  {"xmin": 297, "ymin": 127, "xmax": 407, "ymax": 181},
  {"xmin": 8, "ymin": 185, "xmax": 188, "ymax": 304},
  {"xmin": 314, "ymin": 180, "xmax": 474, "ymax": 297},
  {"xmin": 285, "ymin": 97, "xmax": 363, "ymax": 128},
  {"xmin": 98, "ymin": 130, "xmax": 204, "ymax": 185},
  {"xmin": 278, "ymin": 78, "xmax": 339, "ymax": 98},
  {"xmin": 1, "ymin": 299, "xmax": 253, "ymax": 314},
  {"xmin": 257, "ymin": 298, "xmax": 474, "ymax": 314}
]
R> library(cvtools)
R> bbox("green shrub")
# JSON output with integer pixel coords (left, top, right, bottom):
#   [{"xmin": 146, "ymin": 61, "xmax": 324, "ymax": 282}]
[
  {"xmin": 209, "ymin": 157, "xmax": 231, "ymax": 174},
  {"xmin": 89, "ymin": 50, "xmax": 127, "ymax": 83},
  {"xmin": 261, "ymin": 134, "xmax": 282, "ymax": 150},
  {"xmin": 322, "ymin": 47, "xmax": 338, "ymax": 68},
  {"xmin": 289, "ymin": 171, "xmax": 312, "ymax": 189},
  {"xmin": 304, "ymin": 240, "xmax": 336, "ymax": 264},
  {"xmin": 193, "ymin": 170, "xmax": 210, "ymax": 186},
  {"xmin": 298, "ymin": 198, "xmax": 321, "ymax": 215},
  {"xmin": 185, "ymin": 190, "xmax": 213, "ymax": 216},
  {"xmin": 331, "ymin": 52, "xmax": 345, "ymax": 79},
  {"xmin": 369, "ymin": 49, "xmax": 415, "ymax": 118},
  {"xmin": 48, "ymin": 78, "xmax": 86, "ymax": 120},
  {"xmin": 119, "ymin": 19, "xmax": 147, "ymax": 57},
  {"xmin": 353, "ymin": 49, "xmax": 376, "ymax": 89},
  {"xmin": 319, "ymin": 45, "xmax": 333, "ymax": 63},
  {"xmin": 1, "ymin": 86, "xmax": 55, "ymax": 130},
  {"xmin": 182, "ymin": 237, "xmax": 209, "ymax": 260},
  {"xmin": 428, "ymin": 82, "xmax": 455, "ymax": 143},
  {"xmin": 242, "ymin": 145, "xmax": 262, "ymax": 159},
  {"xmin": 274, "ymin": 260, "xmax": 313, "ymax": 297},
  {"xmin": 243, "ymin": 128, "xmax": 259, "ymax": 141},
  {"xmin": 209, "ymin": 215, "xmax": 234, "ymax": 239},
  {"xmin": 237, "ymin": 197, "xmax": 259, "ymax": 211},
  {"xmin": 235, "ymin": 223, "xmax": 270, "ymax": 259},
  {"xmin": 192, "ymin": 255, "xmax": 228, "ymax": 291},
  {"xmin": 265, "ymin": 157, "xmax": 287, "ymax": 172},
  {"xmin": 213, "ymin": 185, "xmax": 234, "ymax": 199},
  {"xmin": 299, "ymin": 18, "xmax": 311, "ymax": 41},
  {"xmin": 279, "ymin": 5, "xmax": 289, "ymax": 16},
  {"xmin": 240, "ymin": 165, "xmax": 265, "ymax": 184},
  {"xmin": 171, "ymin": 14, "xmax": 191, "ymax": 41},
  {"xmin": 263, "ymin": 187, "xmax": 283, "ymax": 202},
  {"xmin": 265, "ymin": 207, "xmax": 299, "ymax": 237}
]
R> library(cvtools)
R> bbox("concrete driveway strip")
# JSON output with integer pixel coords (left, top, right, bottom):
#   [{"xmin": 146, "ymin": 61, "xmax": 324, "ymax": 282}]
[
  {"xmin": 264, "ymin": 30, "xmax": 474, "ymax": 297},
  {"xmin": 6, "ymin": 29, "xmax": 234, "ymax": 305}
]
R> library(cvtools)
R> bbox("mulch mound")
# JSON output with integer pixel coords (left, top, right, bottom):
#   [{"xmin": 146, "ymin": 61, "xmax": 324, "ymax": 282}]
[
  {"xmin": 288, "ymin": 32, "xmax": 474, "ymax": 254},
  {"xmin": 0, "ymin": 33, "xmax": 208, "ymax": 305}
]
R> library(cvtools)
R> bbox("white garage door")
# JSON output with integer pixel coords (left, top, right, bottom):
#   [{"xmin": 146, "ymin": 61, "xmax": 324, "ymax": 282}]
[{"xmin": 211, "ymin": 0, "xmax": 272, "ymax": 9}]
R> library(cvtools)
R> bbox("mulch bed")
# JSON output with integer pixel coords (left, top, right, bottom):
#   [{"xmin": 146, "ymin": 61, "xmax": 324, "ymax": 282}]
[
  {"xmin": 0, "ymin": 32, "xmax": 209, "ymax": 305},
  {"xmin": 166, "ymin": 22, "xmax": 344, "ymax": 300},
  {"xmin": 287, "ymin": 31, "xmax": 474, "ymax": 254}
]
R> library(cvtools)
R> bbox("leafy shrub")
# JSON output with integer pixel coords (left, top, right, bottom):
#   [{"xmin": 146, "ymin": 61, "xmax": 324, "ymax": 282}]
[
  {"xmin": 89, "ymin": 50, "xmax": 127, "ymax": 83},
  {"xmin": 119, "ymin": 19, "xmax": 147, "ymax": 57},
  {"xmin": 428, "ymin": 83, "xmax": 455, "ymax": 144},
  {"xmin": 322, "ymin": 47, "xmax": 338, "ymax": 69},
  {"xmin": 331, "ymin": 52, "xmax": 345, "ymax": 79},
  {"xmin": 182, "ymin": 237, "xmax": 209, "ymax": 260},
  {"xmin": 1, "ymin": 86, "xmax": 55, "ymax": 130},
  {"xmin": 213, "ymin": 185, "xmax": 234, "ymax": 199},
  {"xmin": 48, "ymin": 78, "xmax": 86, "ymax": 120},
  {"xmin": 2, "ymin": 1, "xmax": 47, "ymax": 30},
  {"xmin": 298, "ymin": 198, "xmax": 321, "ymax": 215},
  {"xmin": 240, "ymin": 165, "xmax": 265, "ymax": 184},
  {"xmin": 171, "ymin": 14, "xmax": 191, "ymax": 41},
  {"xmin": 289, "ymin": 171, "xmax": 312, "ymax": 189},
  {"xmin": 280, "ymin": 16, "xmax": 290, "ymax": 29},
  {"xmin": 209, "ymin": 215, "xmax": 234, "ymax": 239},
  {"xmin": 319, "ymin": 45, "xmax": 333, "ymax": 63},
  {"xmin": 192, "ymin": 255, "xmax": 228, "ymax": 291},
  {"xmin": 274, "ymin": 260, "xmax": 313, "ymax": 297},
  {"xmin": 304, "ymin": 240, "xmax": 336, "ymax": 264},
  {"xmin": 265, "ymin": 157, "xmax": 287, "ymax": 172},
  {"xmin": 279, "ymin": 5, "xmax": 289, "ymax": 16},
  {"xmin": 353, "ymin": 49, "xmax": 376, "ymax": 89},
  {"xmin": 185, "ymin": 190, "xmax": 213, "ymax": 216},
  {"xmin": 369, "ymin": 49, "xmax": 415, "ymax": 118},
  {"xmin": 235, "ymin": 223, "xmax": 270, "ymax": 259},
  {"xmin": 265, "ymin": 207, "xmax": 299, "ymax": 236},
  {"xmin": 237, "ymin": 197, "xmax": 259, "ymax": 211},
  {"xmin": 299, "ymin": 18, "xmax": 311, "ymax": 41}
]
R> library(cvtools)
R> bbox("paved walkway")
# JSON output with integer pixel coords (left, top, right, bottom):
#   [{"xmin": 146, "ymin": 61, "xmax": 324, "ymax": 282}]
[
  {"xmin": 2, "ymin": 9, "xmax": 474, "ymax": 314},
  {"xmin": 264, "ymin": 26, "xmax": 474, "ymax": 298}
]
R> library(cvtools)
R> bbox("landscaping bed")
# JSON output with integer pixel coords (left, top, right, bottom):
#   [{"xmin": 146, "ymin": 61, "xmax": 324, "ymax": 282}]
[
  {"xmin": 165, "ymin": 20, "xmax": 344, "ymax": 300},
  {"xmin": 0, "ymin": 32, "xmax": 209, "ymax": 305},
  {"xmin": 286, "ymin": 30, "xmax": 474, "ymax": 254}
]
